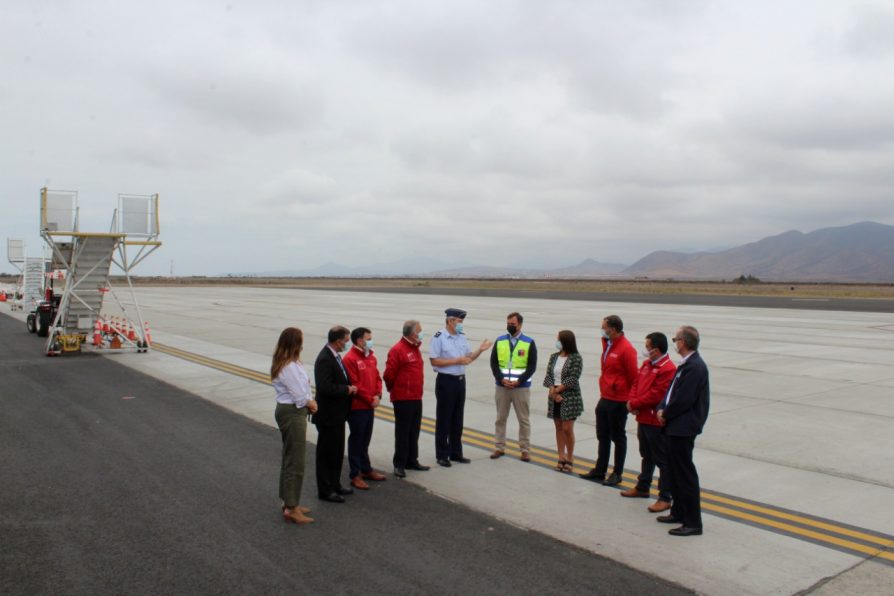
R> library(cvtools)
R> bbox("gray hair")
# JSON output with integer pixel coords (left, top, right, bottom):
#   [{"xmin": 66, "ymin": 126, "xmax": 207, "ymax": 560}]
[
  {"xmin": 679, "ymin": 326, "xmax": 700, "ymax": 351},
  {"xmin": 402, "ymin": 319, "xmax": 420, "ymax": 338}
]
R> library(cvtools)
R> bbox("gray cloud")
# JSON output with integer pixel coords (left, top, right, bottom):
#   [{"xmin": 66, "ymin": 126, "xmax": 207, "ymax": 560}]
[
  {"xmin": 842, "ymin": 5, "xmax": 894, "ymax": 56},
  {"xmin": 142, "ymin": 51, "xmax": 327, "ymax": 136},
  {"xmin": 1, "ymin": 1, "xmax": 892, "ymax": 276}
]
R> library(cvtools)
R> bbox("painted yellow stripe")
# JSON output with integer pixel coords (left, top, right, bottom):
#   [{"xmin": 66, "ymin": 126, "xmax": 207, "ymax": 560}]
[
  {"xmin": 153, "ymin": 344, "xmax": 270, "ymax": 383},
  {"xmin": 701, "ymin": 492, "xmax": 894, "ymax": 547},
  {"xmin": 703, "ymin": 503, "xmax": 894, "ymax": 562},
  {"xmin": 150, "ymin": 341, "xmax": 894, "ymax": 561}
]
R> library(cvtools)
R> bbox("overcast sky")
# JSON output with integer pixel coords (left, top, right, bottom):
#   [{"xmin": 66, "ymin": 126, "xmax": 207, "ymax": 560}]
[{"xmin": 2, "ymin": 1, "xmax": 893, "ymax": 276}]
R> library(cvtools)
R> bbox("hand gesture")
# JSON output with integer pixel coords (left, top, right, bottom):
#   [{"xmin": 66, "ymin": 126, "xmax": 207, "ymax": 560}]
[{"xmin": 479, "ymin": 338, "xmax": 493, "ymax": 351}]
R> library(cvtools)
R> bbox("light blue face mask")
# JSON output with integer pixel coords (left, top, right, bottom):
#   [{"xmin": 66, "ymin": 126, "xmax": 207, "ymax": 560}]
[
  {"xmin": 416, "ymin": 331, "xmax": 425, "ymax": 342},
  {"xmin": 365, "ymin": 339, "xmax": 374, "ymax": 351},
  {"xmin": 555, "ymin": 340, "xmax": 563, "ymax": 351},
  {"xmin": 600, "ymin": 329, "xmax": 610, "ymax": 339},
  {"xmin": 455, "ymin": 323, "xmax": 464, "ymax": 334}
]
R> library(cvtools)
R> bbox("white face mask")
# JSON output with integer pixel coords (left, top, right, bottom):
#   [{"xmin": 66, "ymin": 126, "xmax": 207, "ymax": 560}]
[{"xmin": 641, "ymin": 348, "xmax": 652, "ymax": 359}]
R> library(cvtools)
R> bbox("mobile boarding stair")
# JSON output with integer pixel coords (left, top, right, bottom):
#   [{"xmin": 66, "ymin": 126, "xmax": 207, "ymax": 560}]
[
  {"xmin": 6, "ymin": 238, "xmax": 45, "ymax": 312},
  {"xmin": 39, "ymin": 188, "xmax": 161, "ymax": 356}
]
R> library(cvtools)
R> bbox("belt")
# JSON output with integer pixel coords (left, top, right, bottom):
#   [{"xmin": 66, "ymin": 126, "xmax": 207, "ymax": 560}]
[{"xmin": 437, "ymin": 372, "xmax": 465, "ymax": 381}]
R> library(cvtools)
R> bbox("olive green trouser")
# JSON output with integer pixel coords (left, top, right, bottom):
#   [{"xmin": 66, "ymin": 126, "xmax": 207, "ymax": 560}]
[{"xmin": 275, "ymin": 403, "xmax": 308, "ymax": 508}]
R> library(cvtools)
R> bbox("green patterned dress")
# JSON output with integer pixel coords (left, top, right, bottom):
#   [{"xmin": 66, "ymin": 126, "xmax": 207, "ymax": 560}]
[{"xmin": 543, "ymin": 352, "xmax": 584, "ymax": 420}]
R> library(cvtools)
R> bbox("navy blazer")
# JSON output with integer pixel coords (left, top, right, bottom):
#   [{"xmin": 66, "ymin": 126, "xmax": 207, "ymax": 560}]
[
  {"xmin": 311, "ymin": 346, "xmax": 353, "ymax": 426},
  {"xmin": 662, "ymin": 351, "xmax": 710, "ymax": 437}
]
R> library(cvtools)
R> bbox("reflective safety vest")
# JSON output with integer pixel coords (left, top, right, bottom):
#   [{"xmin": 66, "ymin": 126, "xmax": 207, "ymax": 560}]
[{"xmin": 495, "ymin": 334, "xmax": 534, "ymax": 387}]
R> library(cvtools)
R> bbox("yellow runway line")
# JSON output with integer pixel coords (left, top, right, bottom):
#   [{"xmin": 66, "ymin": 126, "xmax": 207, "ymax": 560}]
[{"xmin": 150, "ymin": 341, "xmax": 894, "ymax": 564}]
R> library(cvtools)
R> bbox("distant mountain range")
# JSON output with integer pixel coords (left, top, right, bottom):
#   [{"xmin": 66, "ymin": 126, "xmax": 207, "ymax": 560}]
[
  {"xmin": 255, "ymin": 257, "xmax": 627, "ymax": 279},
  {"xmin": 237, "ymin": 221, "xmax": 894, "ymax": 282},
  {"xmin": 429, "ymin": 258, "xmax": 626, "ymax": 278},
  {"xmin": 625, "ymin": 221, "xmax": 894, "ymax": 282}
]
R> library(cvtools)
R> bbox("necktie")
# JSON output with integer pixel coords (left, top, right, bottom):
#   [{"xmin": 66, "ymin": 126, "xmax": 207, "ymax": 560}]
[{"xmin": 336, "ymin": 353, "xmax": 350, "ymax": 382}]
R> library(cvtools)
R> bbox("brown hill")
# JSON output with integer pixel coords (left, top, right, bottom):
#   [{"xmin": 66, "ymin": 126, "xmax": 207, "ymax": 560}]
[{"xmin": 624, "ymin": 222, "xmax": 894, "ymax": 282}]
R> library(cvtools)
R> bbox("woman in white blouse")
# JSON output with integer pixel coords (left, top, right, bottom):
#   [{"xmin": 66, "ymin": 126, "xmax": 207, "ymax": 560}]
[{"xmin": 272, "ymin": 327, "xmax": 318, "ymax": 524}]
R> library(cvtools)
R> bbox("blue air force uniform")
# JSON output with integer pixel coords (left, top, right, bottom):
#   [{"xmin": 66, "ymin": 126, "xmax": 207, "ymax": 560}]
[{"xmin": 430, "ymin": 309, "xmax": 472, "ymax": 461}]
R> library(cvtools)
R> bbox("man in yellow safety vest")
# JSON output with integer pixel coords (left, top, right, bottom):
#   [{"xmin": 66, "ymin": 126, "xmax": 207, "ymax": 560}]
[{"xmin": 489, "ymin": 312, "xmax": 538, "ymax": 462}]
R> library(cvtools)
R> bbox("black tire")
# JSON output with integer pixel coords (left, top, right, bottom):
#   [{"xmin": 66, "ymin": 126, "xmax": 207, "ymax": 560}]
[
  {"xmin": 37, "ymin": 310, "xmax": 52, "ymax": 338},
  {"xmin": 27, "ymin": 314, "xmax": 37, "ymax": 334}
]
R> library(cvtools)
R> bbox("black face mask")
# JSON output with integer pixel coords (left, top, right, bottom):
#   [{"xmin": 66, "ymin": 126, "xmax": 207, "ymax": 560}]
[{"xmin": 506, "ymin": 324, "xmax": 518, "ymax": 335}]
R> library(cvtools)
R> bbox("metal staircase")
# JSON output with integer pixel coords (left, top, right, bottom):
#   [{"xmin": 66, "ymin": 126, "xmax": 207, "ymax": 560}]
[
  {"xmin": 57, "ymin": 235, "xmax": 120, "ymax": 334},
  {"xmin": 39, "ymin": 187, "xmax": 161, "ymax": 355},
  {"xmin": 5, "ymin": 239, "xmax": 45, "ymax": 312}
]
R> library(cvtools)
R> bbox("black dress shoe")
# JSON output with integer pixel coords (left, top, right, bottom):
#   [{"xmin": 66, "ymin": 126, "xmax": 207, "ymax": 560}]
[
  {"xmin": 656, "ymin": 514, "xmax": 681, "ymax": 524},
  {"xmin": 393, "ymin": 467, "xmax": 406, "ymax": 478},
  {"xmin": 669, "ymin": 526, "xmax": 703, "ymax": 536},
  {"xmin": 449, "ymin": 456, "xmax": 471, "ymax": 464},
  {"xmin": 336, "ymin": 486, "xmax": 354, "ymax": 496},
  {"xmin": 320, "ymin": 493, "xmax": 345, "ymax": 503},
  {"xmin": 578, "ymin": 468, "xmax": 605, "ymax": 482},
  {"xmin": 407, "ymin": 462, "xmax": 430, "ymax": 471},
  {"xmin": 437, "ymin": 458, "xmax": 452, "ymax": 467},
  {"xmin": 602, "ymin": 473, "xmax": 622, "ymax": 487}
]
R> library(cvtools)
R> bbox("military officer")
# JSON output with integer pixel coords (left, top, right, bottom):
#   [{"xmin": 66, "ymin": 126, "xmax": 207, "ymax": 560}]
[{"xmin": 429, "ymin": 308, "xmax": 492, "ymax": 467}]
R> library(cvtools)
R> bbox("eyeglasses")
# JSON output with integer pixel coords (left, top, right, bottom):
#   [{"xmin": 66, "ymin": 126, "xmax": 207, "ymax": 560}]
[{"xmin": 672, "ymin": 336, "xmax": 683, "ymax": 342}]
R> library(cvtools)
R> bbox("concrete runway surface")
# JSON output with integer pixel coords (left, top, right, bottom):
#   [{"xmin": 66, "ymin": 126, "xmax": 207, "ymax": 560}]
[
  {"xmin": 4, "ymin": 285, "xmax": 894, "ymax": 595},
  {"xmin": 0, "ymin": 313, "xmax": 690, "ymax": 596}
]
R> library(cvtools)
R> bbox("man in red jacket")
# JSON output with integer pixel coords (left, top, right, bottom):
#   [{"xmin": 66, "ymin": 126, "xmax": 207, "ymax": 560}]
[
  {"xmin": 383, "ymin": 320, "xmax": 431, "ymax": 478},
  {"xmin": 580, "ymin": 315, "xmax": 638, "ymax": 486},
  {"xmin": 621, "ymin": 332, "xmax": 676, "ymax": 513},
  {"xmin": 343, "ymin": 327, "xmax": 387, "ymax": 490}
]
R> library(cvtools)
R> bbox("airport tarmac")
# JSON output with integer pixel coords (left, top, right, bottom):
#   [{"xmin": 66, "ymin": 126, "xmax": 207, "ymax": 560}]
[
  {"xmin": 5, "ymin": 286, "xmax": 894, "ymax": 595},
  {"xmin": 1, "ymin": 314, "xmax": 690, "ymax": 596}
]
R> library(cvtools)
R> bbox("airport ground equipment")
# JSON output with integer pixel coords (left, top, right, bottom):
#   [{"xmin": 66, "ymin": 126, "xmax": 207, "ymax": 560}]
[
  {"xmin": 25, "ymin": 270, "xmax": 64, "ymax": 337},
  {"xmin": 39, "ymin": 188, "xmax": 161, "ymax": 356},
  {"xmin": 6, "ymin": 238, "xmax": 45, "ymax": 312}
]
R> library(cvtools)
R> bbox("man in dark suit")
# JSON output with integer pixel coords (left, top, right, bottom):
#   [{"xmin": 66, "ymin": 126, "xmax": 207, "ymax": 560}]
[
  {"xmin": 656, "ymin": 325, "xmax": 710, "ymax": 536},
  {"xmin": 313, "ymin": 326, "xmax": 357, "ymax": 503}
]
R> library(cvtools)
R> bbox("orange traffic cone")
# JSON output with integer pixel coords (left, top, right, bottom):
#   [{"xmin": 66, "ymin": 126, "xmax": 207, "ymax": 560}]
[
  {"xmin": 93, "ymin": 319, "xmax": 103, "ymax": 347},
  {"xmin": 143, "ymin": 321, "xmax": 152, "ymax": 345},
  {"xmin": 127, "ymin": 320, "xmax": 137, "ymax": 341}
]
